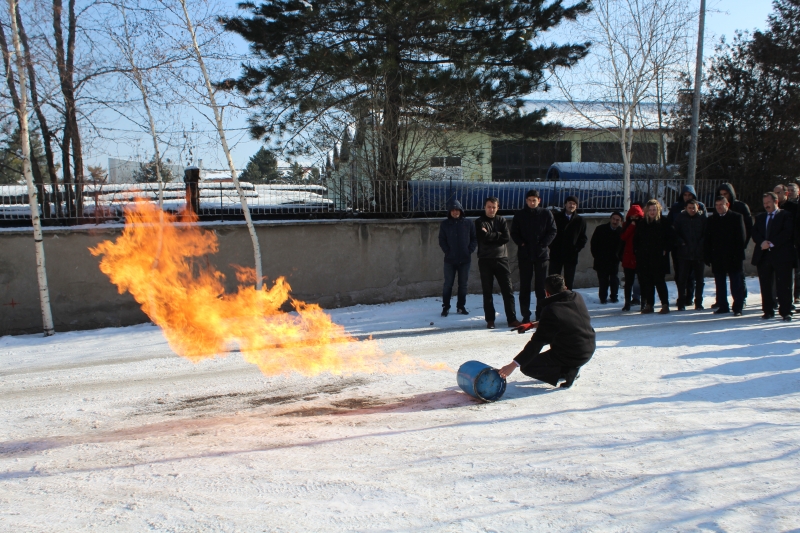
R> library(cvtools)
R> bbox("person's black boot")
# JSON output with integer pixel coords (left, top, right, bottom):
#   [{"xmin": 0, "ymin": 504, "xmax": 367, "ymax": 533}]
[
  {"xmin": 559, "ymin": 369, "xmax": 581, "ymax": 389},
  {"xmin": 456, "ymin": 307, "xmax": 469, "ymax": 315},
  {"xmin": 441, "ymin": 307, "xmax": 449, "ymax": 317}
]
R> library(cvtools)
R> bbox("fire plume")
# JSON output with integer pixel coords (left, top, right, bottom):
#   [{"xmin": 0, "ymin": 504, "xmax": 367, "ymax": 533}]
[{"xmin": 90, "ymin": 202, "xmax": 441, "ymax": 376}]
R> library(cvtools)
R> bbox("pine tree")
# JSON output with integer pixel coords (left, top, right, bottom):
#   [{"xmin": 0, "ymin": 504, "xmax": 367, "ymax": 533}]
[
  {"xmin": 223, "ymin": 0, "xmax": 590, "ymax": 185},
  {"xmin": 0, "ymin": 126, "xmax": 47, "ymax": 185},
  {"xmin": 240, "ymin": 147, "xmax": 281, "ymax": 183},
  {"xmin": 133, "ymin": 157, "xmax": 174, "ymax": 183}
]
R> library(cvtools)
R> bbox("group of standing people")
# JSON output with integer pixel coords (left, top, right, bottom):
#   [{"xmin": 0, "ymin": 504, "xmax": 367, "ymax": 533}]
[
  {"xmin": 438, "ymin": 190, "xmax": 588, "ymax": 328},
  {"xmin": 589, "ymin": 182, "xmax": 800, "ymax": 322},
  {"xmin": 438, "ymin": 181, "xmax": 800, "ymax": 327}
]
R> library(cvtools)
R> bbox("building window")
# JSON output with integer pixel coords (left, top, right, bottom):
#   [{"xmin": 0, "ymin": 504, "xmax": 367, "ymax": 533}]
[
  {"xmin": 491, "ymin": 141, "xmax": 571, "ymax": 182},
  {"xmin": 581, "ymin": 142, "xmax": 658, "ymax": 164},
  {"xmin": 430, "ymin": 156, "xmax": 463, "ymax": 180}
]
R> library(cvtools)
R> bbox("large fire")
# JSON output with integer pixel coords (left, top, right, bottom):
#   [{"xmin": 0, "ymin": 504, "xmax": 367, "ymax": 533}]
[{"xmin": 91, "ymin": 202, "xmax": 442, "ymax": 376}]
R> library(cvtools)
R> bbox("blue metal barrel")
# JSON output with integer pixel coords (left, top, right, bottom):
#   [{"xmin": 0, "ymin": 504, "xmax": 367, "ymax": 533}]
[{"xmin": 457, "ymin": 360, "xmax": 507, "ymax": 402}]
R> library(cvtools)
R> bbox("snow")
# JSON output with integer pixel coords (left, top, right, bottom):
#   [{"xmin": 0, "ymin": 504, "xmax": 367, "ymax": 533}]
[{"xmin": 1, "ymin": 278, "xmax": 799, "ymax": 532}]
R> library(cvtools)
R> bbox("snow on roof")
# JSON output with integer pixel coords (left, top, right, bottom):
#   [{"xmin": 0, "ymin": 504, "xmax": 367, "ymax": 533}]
[{"xmin": 525, "ymin": 100, "xmax": 676, "ymax": 130}]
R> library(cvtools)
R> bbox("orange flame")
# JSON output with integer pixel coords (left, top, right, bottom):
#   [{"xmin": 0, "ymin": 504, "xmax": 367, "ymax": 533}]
[{"xmin": 90, "ymin": 202, "xmax": 446, "ymax": 376}]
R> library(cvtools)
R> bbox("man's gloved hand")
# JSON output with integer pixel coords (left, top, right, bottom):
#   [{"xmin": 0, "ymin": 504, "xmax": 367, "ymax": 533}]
[{"xmin": 511, "ymin": 321, "xmax": 538, "ymax": 334}]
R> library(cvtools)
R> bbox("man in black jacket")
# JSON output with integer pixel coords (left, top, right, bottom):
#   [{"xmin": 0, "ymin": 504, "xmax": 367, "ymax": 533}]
[
  {"xmin": 549, "ymin": 195, "xmax": 588, "ymax": 291},
  {"xmin": 497, "ymin": 275, "xmax": 595, "ymax": 389},
  {"xmin": 475, "ymin": 197, "xmax": 520, "ymax": 329},
  {"xmin": 511, "ymin": 190, "xmax": 557, "ymax": 322},
  {"xmin": 438, "ymin": 200, "xmax": 477, "ymax": 317},
  {"xmin": 668, "ymin": 185, "xmax": 708, "ymax": 305},
  {"xmin": 674, "ymin": 199, "xmax": 707, "ymax": 310},
  {"xmin": 716, "ymin": 183, "xmax": 753, "ymax": 306},
  {"xmin": 753, "ymin": 192, "xmax": 795, "ymax": 321},
  {"xmin": 590, "ymin": 211, "xmax": 623, "ymax": 304},
  {"xmin": 704, "ymin": 197, "xmax": 746, "ymax": 315}
]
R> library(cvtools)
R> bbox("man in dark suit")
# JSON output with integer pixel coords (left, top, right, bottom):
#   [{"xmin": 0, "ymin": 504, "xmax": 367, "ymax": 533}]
[
  {"xmin": 497, "ymin": 275, "xmax": 595, "ymax": 389},
  {"xmin": 511, "ymin": 190, "xmax": 558, "ymax": 322},
  {"xmin": 752, "ymin": 192, "xmax": 795, "ymax": 321},
  {"xmin": 705, "ymin": 197, "xmax": 746, "ymax": 316},
  {"xmin": 549, "ymin": 195, "xmax": 588, "ymax": 291}
]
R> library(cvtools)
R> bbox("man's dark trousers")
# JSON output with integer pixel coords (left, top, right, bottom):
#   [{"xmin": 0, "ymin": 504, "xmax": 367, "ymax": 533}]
[
  {"xmin": 519, "ymin": 258, "xmax": 548, "ymax": 321},
  {"xmin": 479, "ymin": 258, "xmax": 517, "ymax": 324},
  {"xmin": 758, "ymin": 256, "xmax": 793, "ymax": 317},
  {"xmin": 443, "ymin": 261, "xmax": 470, "ymax": 310},
  {"xmin": 549, "ymin": 259, "xmax": 577, "ymax": 291},
  {"xmin": 519, "ymin": 349, "xmax": 573, "ymax": 387},
  {"xmin": 597, "ymin": 270, "xmax": 619, "ymax": 302},
  {"xmin": 678, "ymin": 260, "xmax": 705, "ymax": 307},
  {"xmin": 714, "ymin": 269, "xmax": 745, "ymax": 313}
]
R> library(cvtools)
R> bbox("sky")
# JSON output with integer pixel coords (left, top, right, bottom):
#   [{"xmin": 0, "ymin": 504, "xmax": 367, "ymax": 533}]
[{"xmin": 85, "ymin": 0, "xmax": 778, "ymax": 173}]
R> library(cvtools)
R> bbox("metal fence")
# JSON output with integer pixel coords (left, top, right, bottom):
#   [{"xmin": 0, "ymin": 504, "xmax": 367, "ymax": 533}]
[{"xmin": 0, "ymin": 178, "xmax": 724, "ymax": 225}]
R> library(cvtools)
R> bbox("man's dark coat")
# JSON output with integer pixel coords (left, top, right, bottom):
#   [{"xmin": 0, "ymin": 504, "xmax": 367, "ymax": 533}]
[
  {"xmin": 514, "ymin": 290, "xmax": 596, "ymax": 369},
  {"xmin": 704, "ymin": 210, "xmax": 746, "ymax": 272}
]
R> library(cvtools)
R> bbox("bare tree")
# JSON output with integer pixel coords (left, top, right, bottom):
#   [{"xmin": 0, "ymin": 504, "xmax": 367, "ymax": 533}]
[
  {"xmin": 5, "ymin": 0, "xmax": 55, "ymax": 335},
  {"xmin": 160, "ymin": 0, "xmax": 264, "ymax": 289},
  {"xmin": 555, "ymin": 0, "xmax": 693, "ymax": 212}
]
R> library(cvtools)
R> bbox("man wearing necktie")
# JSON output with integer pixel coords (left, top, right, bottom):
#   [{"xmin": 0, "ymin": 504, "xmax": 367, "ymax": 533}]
[{"xmin": 752, "ymin": 192, "xmax": 795, "ymax": 321}]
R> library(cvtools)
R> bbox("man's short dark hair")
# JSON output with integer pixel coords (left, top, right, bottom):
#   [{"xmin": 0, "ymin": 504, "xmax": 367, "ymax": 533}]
[
  {"xmin": 686, "ymin": 198, "xmax": 698, "ymax": 205},
  {"xmin": 764, "ymin": 191, "xmax": 779, "ymax": 202},
  {"xmin": 715, "ymin": 196, "xmax": 729, "ymax": 205},
  {"xmin": 545, "ymin": 274, "xmax": 567, "ymax": 294},
  {"xmin": 485, "ymin": 196, "xmax": 499, "ymax": 206},
  {"xmin": 525, "ymin": 189, "xmax": 540, "ymax": 199},
  {"xmin": 611, "ymin": 211, "xmax": 623, "ymax": 220}
]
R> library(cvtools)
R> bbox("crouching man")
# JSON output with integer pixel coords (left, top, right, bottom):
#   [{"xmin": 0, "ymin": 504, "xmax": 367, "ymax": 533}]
[{"xmin": 497, "ymin": 274, "xmax": 596, "ymax": 389}]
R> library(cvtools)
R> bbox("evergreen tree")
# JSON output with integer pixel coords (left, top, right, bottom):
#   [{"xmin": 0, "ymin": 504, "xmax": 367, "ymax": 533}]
[
  {"xmin": 223, "ymin": 0, "xmax": 590, "ymax": 184},
  {"xmin": 671, "ymin": 0, "xmax": 800, "ymax": 208},
  {"xmin": 132, "ymin": 157, "xmax": 174, "ymax": 183},
  {"xmin": 0, "ymin": 126, "xmax": 47, "ymax": 185},
  {"xmin": 240, "ymin": 146, "xmax": 281, "ymax": 183}
]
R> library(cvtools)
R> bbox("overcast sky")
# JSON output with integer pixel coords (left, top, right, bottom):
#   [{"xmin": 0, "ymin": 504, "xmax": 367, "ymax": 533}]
[{"xmin": 86, "ymin": 0, "xmax": 778, "ymax": 172}]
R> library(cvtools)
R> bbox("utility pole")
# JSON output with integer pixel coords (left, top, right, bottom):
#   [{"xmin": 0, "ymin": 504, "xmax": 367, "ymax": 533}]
[{"xmin": 686, "ymin": 0, "xmax": 706, "ymax": 186}]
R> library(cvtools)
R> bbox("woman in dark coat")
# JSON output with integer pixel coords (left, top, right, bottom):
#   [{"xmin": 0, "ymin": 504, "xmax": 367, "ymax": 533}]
[{"xmin": 634, "ymin": 199, "xmax": 673, "ymax": 314}]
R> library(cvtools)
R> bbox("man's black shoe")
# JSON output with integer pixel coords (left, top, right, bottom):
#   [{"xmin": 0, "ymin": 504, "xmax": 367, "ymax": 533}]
[
  {"xmin": 441, "ymin": 308, "xmax": 449, "ymax": 317},
  {"xmin": 487, "ymin": 321, "xmax": 495, "ymax": 329},
  {"xmin": 711, "ymin": 303, "xmax": 719, "ymax": 309},
  {"xmin": 733, "ymin": 311, "xmax": 742, "ymax": 317},
  {"xmin": 761, "ymin": 313, "xmax": 775, "ymax": 320},
  {"xmin": 677, "ymin": 305, "xmax": 686, "ymax": 311},
  {"xmin": 695, "ymin": 303, "xmax": 705, "ymax": 310},
  {"xmin": 599, "ymin": 299, "xmax": 607, "ymax": 305},
  {"xmin": 622, "ymin": 304, "xmax": 631, "ymax": 311},
  {"xmin": 714, "ymin": 308, "xmax": 730, "ymax": 315},
  {"xmin": 610, "ymin": 297, "xmax": 619, "ymax": 303},
  {"xmin": 784, "ymin": 315, "xmax": 793, "ymax": 322},
  {"xmin": 559, "ymin": 370, "xmax": 581, "ymax": 389},
  {"xmin": 507, "ymin": 319, "xmax": 521, "ymax": 328},
  {"xmin": 456, "ymin": 307, "xmax": 469, "ymax": 315}
]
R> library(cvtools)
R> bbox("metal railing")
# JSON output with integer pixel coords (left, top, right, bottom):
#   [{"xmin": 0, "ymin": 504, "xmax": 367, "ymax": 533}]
[{"xmin": 0, "ymin": 178, "xmax": 724, "ymax": 225}]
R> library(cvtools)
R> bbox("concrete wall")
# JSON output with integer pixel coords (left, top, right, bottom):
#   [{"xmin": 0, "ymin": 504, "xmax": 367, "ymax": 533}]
[{"xmin": 0, "ymin": 215, "xmax": 758, "ymax": 335}]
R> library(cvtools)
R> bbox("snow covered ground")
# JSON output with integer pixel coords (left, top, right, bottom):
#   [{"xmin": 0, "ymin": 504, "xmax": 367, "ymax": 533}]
[{"xmin": 2, "ymin": 278, "xmax": 799, "ymax": 532}]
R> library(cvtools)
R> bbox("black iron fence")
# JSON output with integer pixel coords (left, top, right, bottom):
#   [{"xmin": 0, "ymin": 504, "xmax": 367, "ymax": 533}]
[{"xmin": 0, "ymin": 178, "xmax": 724, "ymax": 225}]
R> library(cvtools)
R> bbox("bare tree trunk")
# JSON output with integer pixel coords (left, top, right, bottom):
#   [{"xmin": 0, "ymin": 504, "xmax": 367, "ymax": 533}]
[
  {"xmin": 17, "ymin": 9, "xmax": 61, "ymax": 217},
  {"xmin": 53, "ymin": 0, "xmax": 84, "ymax": 218},
  {"xmin": 7, "ymin": 0, "xmax": 55, "ymax": 336},
  {"xmin": 176, "ymin": 0, "xmax": 263, "ymax": 290}
]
